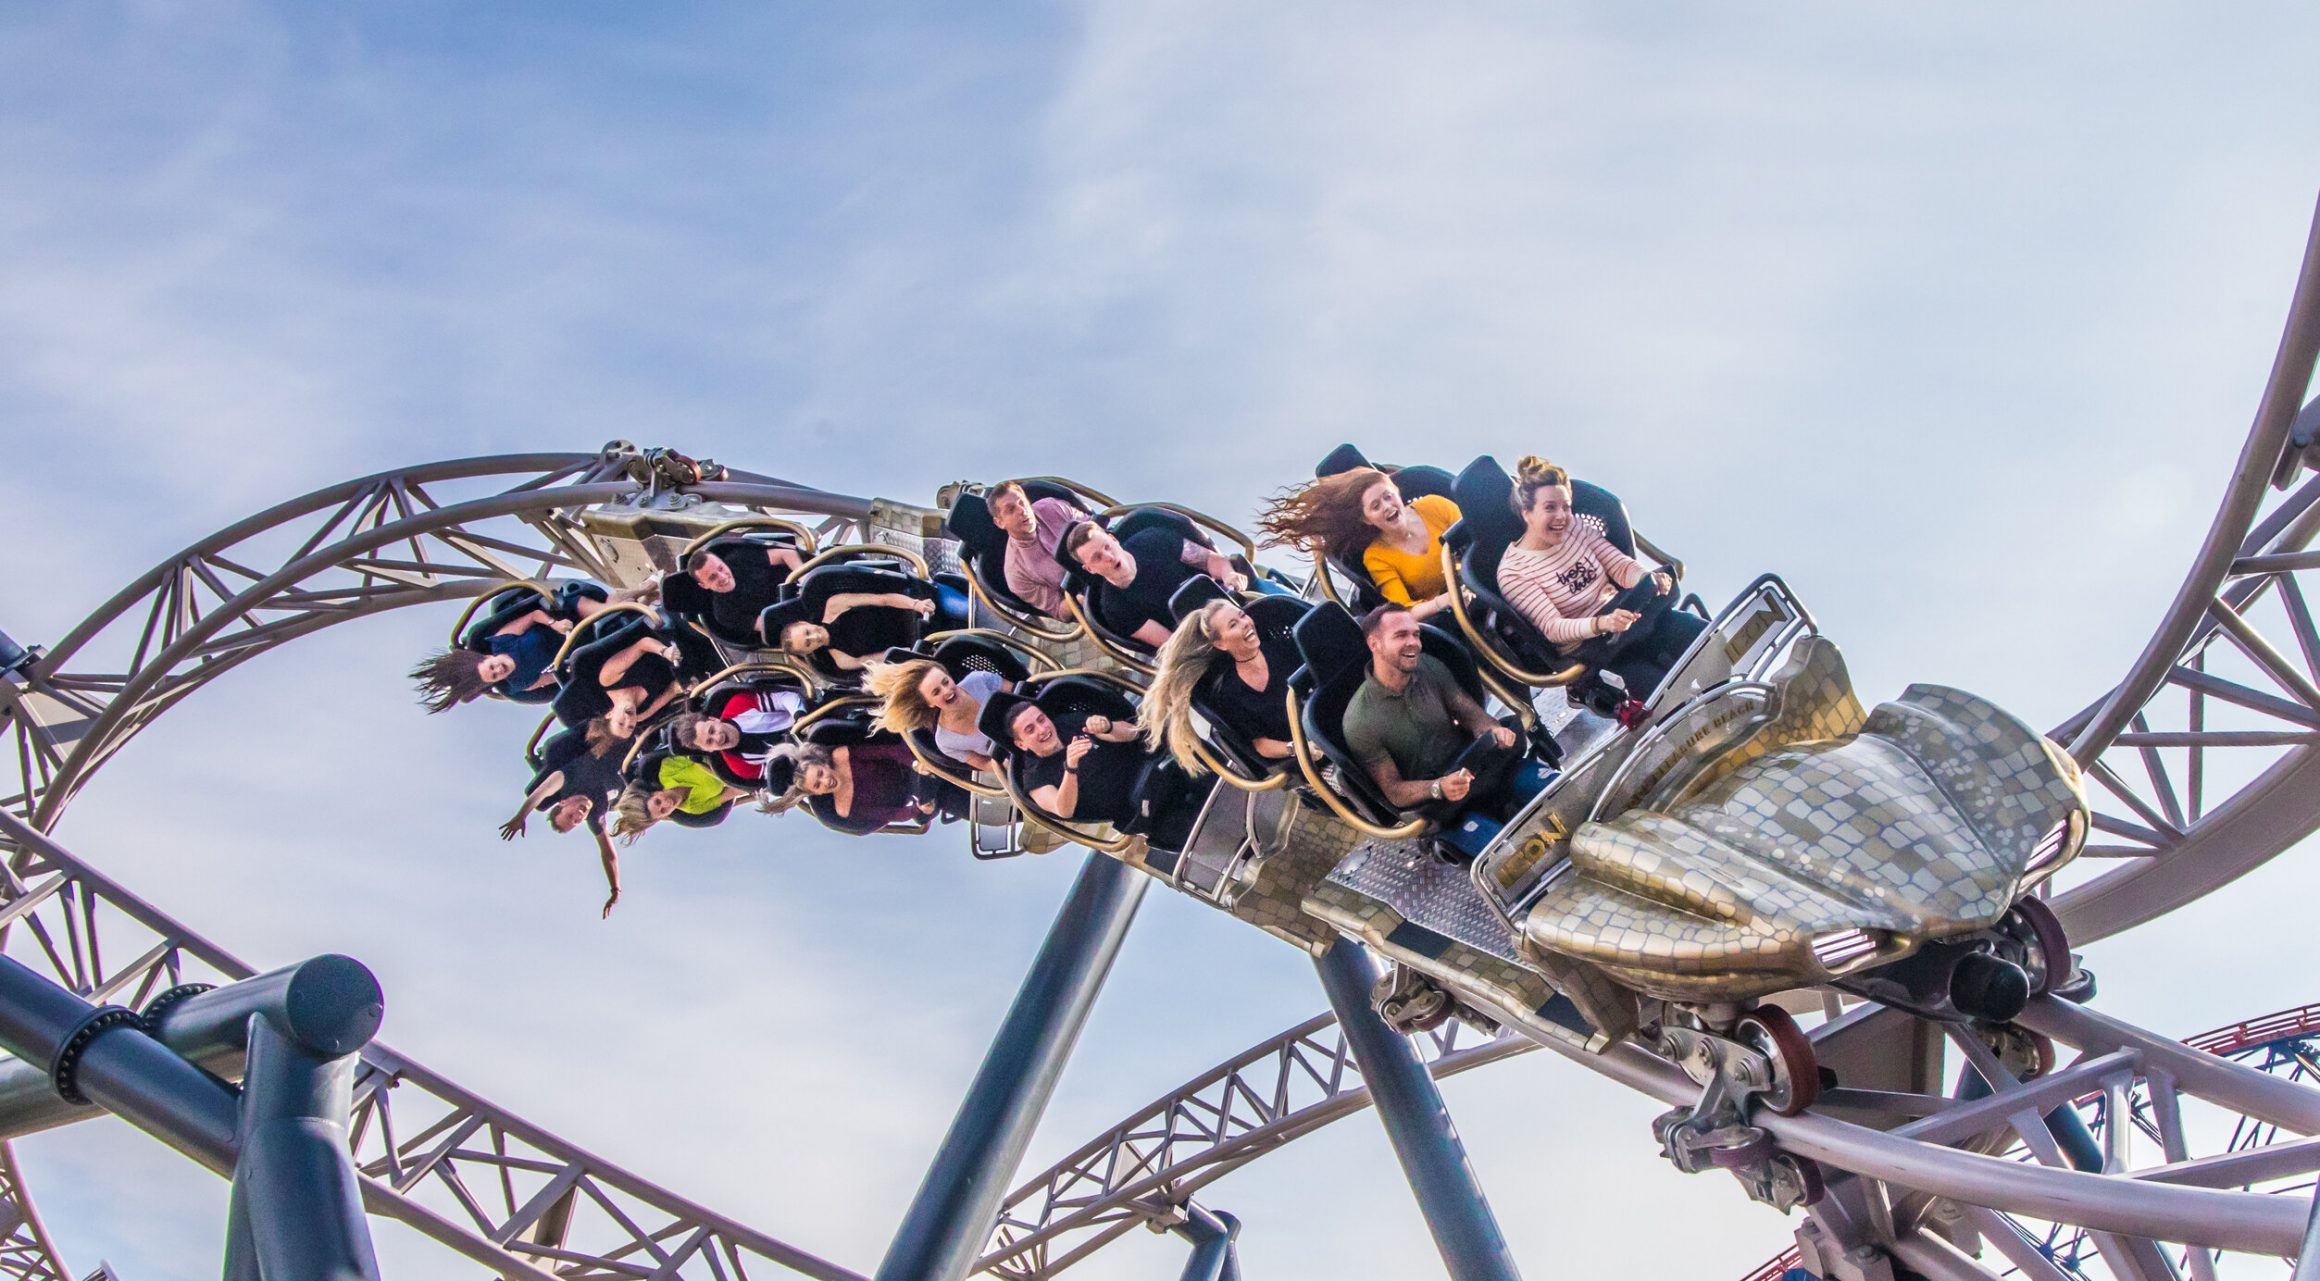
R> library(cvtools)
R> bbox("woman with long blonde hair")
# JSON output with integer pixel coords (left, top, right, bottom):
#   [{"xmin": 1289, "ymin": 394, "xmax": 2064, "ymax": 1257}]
[
  {"xmin": 865, "ymin": 657, "xmax": 1010, "ymax": 773},
  {"xmin": 1255, "ymin": 468, "xmax": 1460, "ymax": 619},
  {"xmin": 1138, "ymin": 599, "xmax": 1301, "ymax": 774}
]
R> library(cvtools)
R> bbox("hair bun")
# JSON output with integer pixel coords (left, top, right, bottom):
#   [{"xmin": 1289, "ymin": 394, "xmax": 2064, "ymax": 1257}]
[{"xmin": 1514, "ymin": 455, "xmax": 1567, "ymax": 486}]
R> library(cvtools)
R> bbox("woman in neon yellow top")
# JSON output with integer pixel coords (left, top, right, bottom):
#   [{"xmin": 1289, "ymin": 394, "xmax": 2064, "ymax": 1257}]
[{"xmin": 1257, "ymin": 467, "xmax": 1461, "ymax": 620}]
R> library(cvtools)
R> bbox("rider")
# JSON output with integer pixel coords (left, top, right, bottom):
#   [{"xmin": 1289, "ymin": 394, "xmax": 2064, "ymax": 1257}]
[
  {"xmin": 1140, "ymin": 599, "xmax": 1299, "ymax": 771},
  {"xmin": 671, "ymin": 540, "xmax": 804, "ymax": 641},
  {"xmin": 1343, "ymin": 604, "xmax": 1535, "ymax": 833},
  {"xmin": 759, "ymin": 741, "xmax": 937, "ymax": 827},
  {"xmin": 987, "ymin": 480, "xmax": 1090, "ymax": 621},
  {"xmin": 1063, "ymin": 521, "xmax": 1248, "ymax": 650},
  {"xmin": 1005, "ymin": 701, "xmax": 1147, "ymax": 825},
  {"xmin": 1497, "ymin": 455, "xmax": 1704, "ymax": 709},
  {"xmin": 666, "ymin": 697, "xmax": 802, "ymax": 784},
  {"xmin": 867, "ymin": 657, "xmax": 1010, "ymax": 774},
  {"xmin": 1257, "ymin": 467, "xmax": 1461, "ymax": 620},
  {"xmin": 499, "ymin": 719, "xmax": 626, "ymax": 917}
]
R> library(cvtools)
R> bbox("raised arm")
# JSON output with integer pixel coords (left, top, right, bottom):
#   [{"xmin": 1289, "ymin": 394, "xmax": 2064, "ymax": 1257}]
[
  {"xmin": 597, "ymin": 635, "xmax": 669, "ymax": 688},
  {"xmin": 595, "ymin": 827, "xmax": 622, "ymax": 919},
  {"xmin": 501, "ymin": 771, "xmax": 565, "ymax": 839},
  {"xmin": 822, "ymin": 592, "xmax": 932, "ymax": 621},
  {"xmin": 494, "ymin": 608, "xmax": 559, "ymax": 638}
]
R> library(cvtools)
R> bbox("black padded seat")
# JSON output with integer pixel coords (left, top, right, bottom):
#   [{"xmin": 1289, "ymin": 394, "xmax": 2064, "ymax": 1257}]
[
  {"xmin": 663, "ymin": 533, "xmax": 805, "ymax": 646},
  {"xmin": 1311, "ymin": 444, "xmax": 1459, "ymax": 612},
  {"xmin": 944, "ymin": 482, "xmax": 1094, "ymax": 624},
  {"xmin": 758, "ymin": 563, "xmax": 940, "ymax": 682},
  {"xmin": 1166, "ymin": 577, "xmax": 1312, "ymax": 780},
  {"xmin": 1290, "ymin": 602, "xmax": 1493, "ymax": 824},
  {"xmin": 460, "ymin": 585, "xmax": 548, "ymax": 654},
  {"xmin": 1444, "ymin": 454, "xmax": 1649, "ymax": 684}
]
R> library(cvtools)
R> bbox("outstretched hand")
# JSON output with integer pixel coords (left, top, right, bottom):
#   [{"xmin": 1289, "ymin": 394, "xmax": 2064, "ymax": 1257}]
[
  {"xmin": 602, "ymin": 889, "xmax": 620, "ymax": 919},
  {"xmin": 499, "ymin": 816, "xmax": 526, "ymax": 841}
]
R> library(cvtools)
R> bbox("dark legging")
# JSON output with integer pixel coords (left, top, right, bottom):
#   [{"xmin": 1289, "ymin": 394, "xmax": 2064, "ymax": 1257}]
[{"xmin": 1574, "ymin": 601, "xmax": 1707, "ymax": 702}]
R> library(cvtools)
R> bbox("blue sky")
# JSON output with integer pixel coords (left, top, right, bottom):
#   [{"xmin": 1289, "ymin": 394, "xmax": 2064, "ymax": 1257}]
[{"xmin": 6, "ymin": 4, "xmax": 2320, "ymax": 1279}]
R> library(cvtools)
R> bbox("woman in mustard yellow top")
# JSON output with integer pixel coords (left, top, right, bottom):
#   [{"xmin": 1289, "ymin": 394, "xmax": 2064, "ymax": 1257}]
[{"xmin": 1257, "ymin": 468, "xmax": 1461, "ymax": 620}]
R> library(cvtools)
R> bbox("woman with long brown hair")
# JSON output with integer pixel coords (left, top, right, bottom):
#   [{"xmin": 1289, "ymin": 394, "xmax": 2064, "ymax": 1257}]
[{"xmin": 1255, "ymin": 467, "xmax": 1460, "ymax": 619}]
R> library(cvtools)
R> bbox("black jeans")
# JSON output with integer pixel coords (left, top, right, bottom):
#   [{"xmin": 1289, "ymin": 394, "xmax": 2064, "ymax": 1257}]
[
  {"xmin": 1419, "ymin": 734, "xmax": 1523, "ymax": 827},
  {"xmin": 1569, "ymin": 587, "xmax": 1709, "ymax": 703}
]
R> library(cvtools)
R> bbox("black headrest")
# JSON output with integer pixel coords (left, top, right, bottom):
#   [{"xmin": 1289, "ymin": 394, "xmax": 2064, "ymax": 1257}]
[
  {"xmin": 1316, "ymin": 444, "xmax": 1374, "ymax": 478},
  {"xmin": 1113, "ymin": 506, "xmax": 1203, "ymax": 547},
  {"xmin": 1051, "ymin": 518, "xmax": 1098, "ymax": 577},
  {"xmin": 1244, "ymin": 593, "xmax": 1314, "ymax": 639},
  {"xmin": 667, "ymin": 804, "xmax": 729, "ymax": 830},
  {"xmin": 1451, "ymin": 455, "xmax": 1524, "ymax": 550},
  {"xmin": 762, "ymin": 751, "xmax": 797, "ymax": 794},
  {"xmin": 945, "ymin": 490, "xmax": 1002, "ymax": 555},
  {"xmin": 660, "ymin": 572, "xmax": 711, "ymax": 620},
  {"xmin": 1568, "ymin": 478, "xmax": 1638, "ymax": 557},
  {"xmin": 931, "ymin": 633, "xmax": 1034, "ymax": 684},
  {"xmin": 1168, "ymin": 575, "xmax": 1230, "ymax": 624},
  {"xmin": 1291, "ymin": 601, "xmax": 1368, "ymax": 689},
  {"xmin": 1390, "ymin": 464, "xmax": 1457, "ymax": 502}
]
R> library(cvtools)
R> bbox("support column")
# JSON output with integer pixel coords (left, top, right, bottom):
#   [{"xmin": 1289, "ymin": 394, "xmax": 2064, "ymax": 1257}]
[
  {"xmin": 1314, "ymin": 940, "xmax": 1523, "ymax": 1281},
  {"xmin": 1173, "ymin": 1205, "xmax": 1240, "ymax": 1281},
  {"xmin": 874, "ymin": 852, "xmax": 1147, "ymax": 1281},
  {"xmin": 223, "ymin": 1020, "xmax": 380, "ymax": 1281}
]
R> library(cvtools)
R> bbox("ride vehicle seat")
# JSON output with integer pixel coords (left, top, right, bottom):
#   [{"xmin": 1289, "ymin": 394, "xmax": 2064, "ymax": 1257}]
[
  {"xmin": 944, "ymin": 480, "xmax": 1092, "ymax": 634},
  {"xmin": 758, "ymin": 559, "xmax": 950, "ymax": 682},
  {"xmin": 1443, "ymin": 454, "xmax": 1661, "ymax": 704},
  {"xmin": 661, "ymin": 532, "xmax": 807, "ymax": 646},
  {"xmin": 1166, "ymin": 576, "xmax": 1312, "ymax": 783},
  {"xmin": 978, "ymin": 678, "xmax": 1213, "ymax": 853},
  {"xmin": 459, "ymin": 580, "xmax": 612, "ymax": 704},
  {"xmin": 1313, "ymin": 444, "xmax": 1458, "ymax": 613}
]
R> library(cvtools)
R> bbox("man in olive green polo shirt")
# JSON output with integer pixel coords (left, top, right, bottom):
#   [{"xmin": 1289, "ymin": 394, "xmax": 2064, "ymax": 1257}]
[{"xmin": 1343, "ymin": 604, "xmax": 1519, "ymax": 816}]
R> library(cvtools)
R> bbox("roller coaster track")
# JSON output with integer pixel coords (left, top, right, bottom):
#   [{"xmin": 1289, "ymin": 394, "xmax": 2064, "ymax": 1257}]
[{"xmin": 0, "ymin": 199, "xmax": 2314, "ymax": 1277}]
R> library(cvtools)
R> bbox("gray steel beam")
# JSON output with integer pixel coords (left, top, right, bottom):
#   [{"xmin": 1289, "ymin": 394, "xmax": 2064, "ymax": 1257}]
[
  {"xmin": 1312, "ymin": 941, "xmax": 1523, "ymax": 1281},
  {"xmin": 874, "ymin": 852, "xmax": 1146, "ymax": 1281},
  {"xmin": 0, "ymin": 955, "xmax": 382, "ymax": 1142}
]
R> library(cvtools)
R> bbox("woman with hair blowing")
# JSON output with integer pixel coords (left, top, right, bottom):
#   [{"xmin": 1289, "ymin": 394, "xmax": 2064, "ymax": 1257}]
[
  {"xmin": 1138, "ymin": 599, "xmax": 1299, "ymax": 773},
  {"xmin": 1255, "ymin": 468, "xmax": 1460, "ymax": 619},
  {"xmin": 865, "ymin": 658, "xmax": 1009, "ymax": 773},
  {"xmin": 1497, "ymin": 455, "xmax": 1705, "ymax": 706}
]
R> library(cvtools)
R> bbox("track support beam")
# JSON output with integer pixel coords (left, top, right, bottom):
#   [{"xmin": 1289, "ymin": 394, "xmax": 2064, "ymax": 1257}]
[
  {"xmin": 1173, "ymin": 1205, "xmax": 1240, "ymax": 1281},
  {"xmin": 874, "ymin": 852, "xmax": 1146, "ymax": 1281},
  {"xmin": 1313, "ymin": 940, "xmax": 1523, "ymax": 1281}
]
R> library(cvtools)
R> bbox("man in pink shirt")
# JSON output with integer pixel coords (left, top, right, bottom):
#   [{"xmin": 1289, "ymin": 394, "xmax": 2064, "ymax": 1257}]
[{"xmin": 989, "ymin": 481, "xmax": 1088, "ymax": 620}]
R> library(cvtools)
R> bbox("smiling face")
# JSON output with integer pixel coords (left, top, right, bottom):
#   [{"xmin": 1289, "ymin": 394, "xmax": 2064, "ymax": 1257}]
[
  {"xmin": 547, "ymin": 795, "xmax": 592, "ymax": 833},
  {"xmin": 647, "ymin": 789, "xmax": 684, "ymax": 821},
  {"xmin": 799, "ymin": 762, "xmax": 839, "ymax": 794},
  {"xmin": 1367, "ymin": 610, "xmax": 1424, "ymax": 673},
  {"xmin": 918, "ymin": 666, "xmax": 962, "ymax": 712},
  {"xmin": 692, "ymin": 552, "xmax": 736, "ymax": 594},
  {"xmin": 1520, "ymin": 482, "xmax": 1575, "ymax": 543},
  {"xmin": 781, "ymin": 621, "xmax": 829, "ymax": 653},
  {"xmin": 605, "ymin": 705, "xmax": 639, "ymax": 739},
  {"xmin": 1009, "ymin": 704, "xmax": 1062, "ymax": 755},
  {"xmin": 688, "ymin": 719, "xmax": 741, "ymax": 752},
  {"xmin": 1206, "ymin": 603, "xmax": 1259, "ymax": 655},
  {"xmin": 989, "ymin": 488, "xmax": 1034, "ymax": 539},
  {"xmin": 1359, "ymin": 479, "xmax": 1404, "ymax": 530},
  {"xmin": 477, "ymin": 652, "xmax": 517, "ymax": 683}
]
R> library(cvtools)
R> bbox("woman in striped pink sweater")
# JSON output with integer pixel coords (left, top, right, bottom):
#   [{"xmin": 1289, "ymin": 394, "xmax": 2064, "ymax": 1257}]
[{"xmin": 1495, "ymin": 456, "xmax": 1704, "ymax": 707}]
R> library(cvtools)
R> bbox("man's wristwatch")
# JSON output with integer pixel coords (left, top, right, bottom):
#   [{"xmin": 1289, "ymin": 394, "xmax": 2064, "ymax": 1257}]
[{"xmin": 1429, "ymin": 778, "xmax": 1444, "ymax": 801}]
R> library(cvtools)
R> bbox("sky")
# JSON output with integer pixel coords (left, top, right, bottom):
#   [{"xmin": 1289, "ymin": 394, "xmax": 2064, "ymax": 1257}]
[{"xmin": 4, "ymin": 3, "xmax": 2320, "ymax": 1279}]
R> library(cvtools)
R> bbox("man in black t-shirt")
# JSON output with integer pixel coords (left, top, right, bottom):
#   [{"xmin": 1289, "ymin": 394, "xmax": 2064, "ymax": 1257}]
[
  {"xmin": 1006, "ymin": 702, "xmax": 1149, "ymax": 825},
  {"xmin": 499, "ymin": 725, "xmax": 631, "ymax": 916},
  {"xmin": 667, "ymin": 541, "xmax": 804, "ymax": 643},
  {"xmin": 1062, "ymin": 522, "xmax": 1245, "ymax": 649}
]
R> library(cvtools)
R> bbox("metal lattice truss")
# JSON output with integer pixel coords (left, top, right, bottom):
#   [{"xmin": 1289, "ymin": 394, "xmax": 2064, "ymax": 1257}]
[
  {"xmin": 0, "ymin": 811, "xmax": 865, "ymax": 1281},
  {"xmin": 2050, "ymin": 204, "xmax": 2320, "ymax": 943},
  {"xmin": 0, "ymin": 1145, "xmax": 64, "ymax": 1281},
  {"xmin": 1742, "ymin": 1002, "xmax": 2320, "ymax": 1281},
  {"xmin": 977, "ymin": 1014, "xmax": 1530, "ymax": 1278}
]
